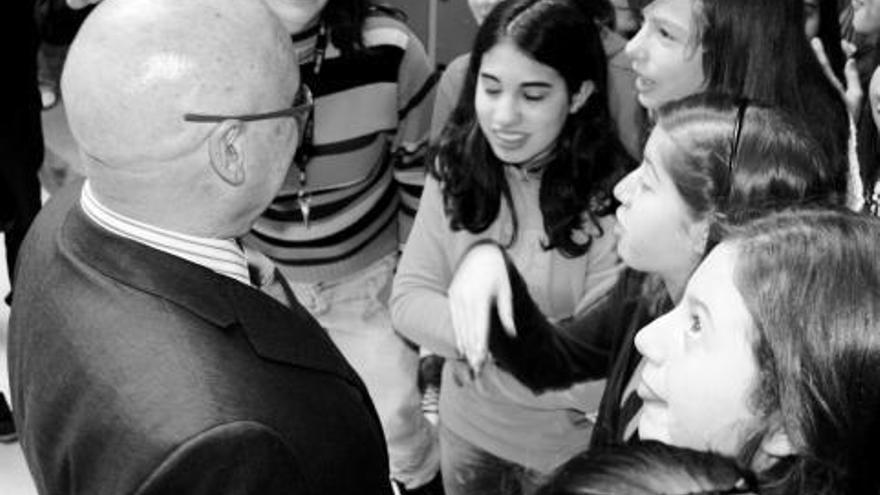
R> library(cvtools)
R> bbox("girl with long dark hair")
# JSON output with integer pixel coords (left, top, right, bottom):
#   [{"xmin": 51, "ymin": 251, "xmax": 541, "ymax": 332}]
[{"xmin": 392, "ymin": 0, "xmax": 633, "ymax": 492}]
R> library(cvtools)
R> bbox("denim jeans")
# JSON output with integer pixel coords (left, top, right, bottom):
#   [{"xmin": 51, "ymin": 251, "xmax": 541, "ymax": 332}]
[
  {"xmin": 287, "ymin": 253, "xmax": 440, "ymax": 489},
  {"xmin": 440, "ymin": 424, "xmax": 551, "ymax": 495}
]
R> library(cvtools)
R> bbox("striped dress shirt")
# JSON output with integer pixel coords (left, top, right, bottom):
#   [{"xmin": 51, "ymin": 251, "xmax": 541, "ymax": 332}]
[{"xmin": 80, "ymin": 181, "xmax": 251, "ymax": 286}]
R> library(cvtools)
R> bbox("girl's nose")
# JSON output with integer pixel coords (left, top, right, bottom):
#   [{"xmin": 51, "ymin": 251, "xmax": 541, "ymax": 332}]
[
  {"xmin": 613, "ymin": 169, "xmax": 637, "ymax": 204},
  {"xmin": 634, "ymin": 309, "xmax": 675, "ymax": 365},
  {"xmin": 493, "ymin": 93, "xmax": 521, "ymax": 127},
  {"xmin": 624, "ymin": 23, "xmax": 647, "ymax": 62}
]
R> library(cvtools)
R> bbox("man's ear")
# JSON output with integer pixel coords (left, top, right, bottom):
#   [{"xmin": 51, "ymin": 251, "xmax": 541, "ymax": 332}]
[
  {"xmin": 570, "ymin": 80, "xmax": 595, "ymax": 114},
  {"xmin": 208, "ymin": 120, "xmax": 245, "ymax": 186}
]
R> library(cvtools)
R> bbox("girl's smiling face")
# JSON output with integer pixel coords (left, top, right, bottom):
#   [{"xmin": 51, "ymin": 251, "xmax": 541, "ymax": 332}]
[{"xmin": 475, "ymin": 40, "xmax": 585, "ymax": 164}]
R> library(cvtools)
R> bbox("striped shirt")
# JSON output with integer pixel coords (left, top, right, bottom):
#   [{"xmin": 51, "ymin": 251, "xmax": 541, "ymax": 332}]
[
  {"xmin": 79, "ymin": 181, "xmax": 251, "ymax": 285},
  {"xmin": 245, "ymin": 15, "xmax": 437, "ymax": 284}
]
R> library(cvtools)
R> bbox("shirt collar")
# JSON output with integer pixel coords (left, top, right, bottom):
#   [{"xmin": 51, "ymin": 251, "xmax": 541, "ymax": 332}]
[{"xmin": 79, "ymin": 180, "xmax": 251, "ymax": 286}]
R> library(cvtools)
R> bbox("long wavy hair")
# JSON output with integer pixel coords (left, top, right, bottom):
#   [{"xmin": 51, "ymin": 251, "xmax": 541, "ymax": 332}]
[
  {"xmin": 432, "ymin": 0, "xmax": 633, "ymax": 258},
  {"xmin": 654, "ymin": 93, "xmax": 842, "ymax": 253},
  {"xmin": 693, "ymin": 0, "xmax": 850, "ymax": 197},
  {"xmin": 729, "ymin": 209, "xmax": 880, "ymax": 494}
]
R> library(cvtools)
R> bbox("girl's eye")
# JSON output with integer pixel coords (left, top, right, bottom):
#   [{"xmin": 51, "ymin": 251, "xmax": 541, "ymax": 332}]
[
  {"xmin": 658, "ymin": 27, "xmax": 675, "ymax": 41},
  {"xmin": 523, "ymin": 91, "xmax": 548, "ymax": 102},
  {"xmin": 483, "ymin": 86, "xmax": 502, "ymax": 97}
]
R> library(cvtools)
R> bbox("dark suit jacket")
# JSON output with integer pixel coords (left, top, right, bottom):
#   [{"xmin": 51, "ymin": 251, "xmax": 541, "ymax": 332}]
[
  {"xmin": 8, "ymin": 182, "xmax": 393, "ymax": 494},
  {"xmin": 488, "ymin": 250, "xmax": 671, "ymax": 449}
]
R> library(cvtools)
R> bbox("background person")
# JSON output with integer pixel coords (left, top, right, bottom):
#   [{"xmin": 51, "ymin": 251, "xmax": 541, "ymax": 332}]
[
  {"xmin": 850, "ymin": 0, "xmax": 880, "ymax": 211},
  {"xmin": 431, "ymin": 0, "xmax": 645, "ymax": 161},
  {"xmin": 392, "ymin": 0, "xmax": 633, "ymax": 492},
  {"xmin": 245, "ymin": 2, "xmax": 440, "ymax": 490},
  {"xmin": 626, "ymin": 0, "xmax": 853, "ymax": 206},
  {"xmin": 0, "ymin": 0, "xmax": 43, "ymax": 444}
]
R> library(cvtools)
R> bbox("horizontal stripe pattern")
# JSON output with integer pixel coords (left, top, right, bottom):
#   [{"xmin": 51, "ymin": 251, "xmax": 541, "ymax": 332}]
[
  {"xmin": 247, "ymin": 15, "xmax": 436, "ymax": 282},
  {"xmin": 80, "ymin": 181, "xmax": 251, "ymax": 285}
]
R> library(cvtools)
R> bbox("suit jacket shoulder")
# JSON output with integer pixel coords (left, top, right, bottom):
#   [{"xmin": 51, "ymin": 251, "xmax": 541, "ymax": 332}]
[
  {"xmin": 136, "ymin": 422, "xmax": 304, "ymax": 494},
  {"xmin": 9, "ymin": 182, "xmax": 392, "ymax": 495}
]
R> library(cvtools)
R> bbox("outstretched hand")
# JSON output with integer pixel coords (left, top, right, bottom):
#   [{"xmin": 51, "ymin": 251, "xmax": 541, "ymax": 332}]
[
  {"xmin": 448, "ymin": 243, "xmax": 516, "ymax": 374},
  {"xmin": 811, "ymin": 37, "xmax": 863, "ymax": 121}
]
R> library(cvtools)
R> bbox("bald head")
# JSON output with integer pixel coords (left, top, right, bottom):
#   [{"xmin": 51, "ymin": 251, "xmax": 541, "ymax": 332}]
[{"xmin": 63, "ymin": 0, "xmax": 298, "ymax": 166}]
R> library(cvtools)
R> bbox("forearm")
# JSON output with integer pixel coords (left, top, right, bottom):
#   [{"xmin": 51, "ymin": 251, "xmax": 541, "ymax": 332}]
[
  {"xmin": 391, "ymin": 285, "xmax": 458, "ymax": 357},
  {"xmin": 489, "ymin": 252, "xmax": 614, "ymax": 391},
  {"xmin": 390, "ymin": 176, "xmax": 459, "ymax": 357}
]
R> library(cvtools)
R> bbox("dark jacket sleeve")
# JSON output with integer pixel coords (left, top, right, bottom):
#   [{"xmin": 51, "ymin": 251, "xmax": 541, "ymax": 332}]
[
  {"xmin": 489, "ymin": 251, "xmax": 642, "ymax": 393},
  {"xmin": 136, "ymin": 422, "xmax": 306, "ymax": 494}
]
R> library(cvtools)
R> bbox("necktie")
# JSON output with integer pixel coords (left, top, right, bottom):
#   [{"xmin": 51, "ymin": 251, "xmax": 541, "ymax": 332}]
[{"xmin": 244, "ymin": 247, "xmax": 296, "ymax": 309}]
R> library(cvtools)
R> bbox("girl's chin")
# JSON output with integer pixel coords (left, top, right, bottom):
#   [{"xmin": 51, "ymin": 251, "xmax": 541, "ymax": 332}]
[{"xmin": 636, "ymin": 405, "xmax": 672, "ymax": 444}]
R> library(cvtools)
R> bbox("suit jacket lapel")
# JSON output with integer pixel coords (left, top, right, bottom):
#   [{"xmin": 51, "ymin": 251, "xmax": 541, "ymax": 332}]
[{"xmin": 224, "ymin": 279, "xmax": 365, "ymax": 387}]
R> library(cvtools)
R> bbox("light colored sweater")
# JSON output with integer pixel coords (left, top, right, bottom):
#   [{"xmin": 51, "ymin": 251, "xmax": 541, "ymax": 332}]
[{"xmin": 391, "ymin": 173, "xmax": 622, "ymax": 472}]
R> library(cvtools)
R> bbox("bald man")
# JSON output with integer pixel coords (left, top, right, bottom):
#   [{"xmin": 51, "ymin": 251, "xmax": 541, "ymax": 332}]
[{"xmin": 7, "ymin": 0, "xmax": 392, "ymax": 493}]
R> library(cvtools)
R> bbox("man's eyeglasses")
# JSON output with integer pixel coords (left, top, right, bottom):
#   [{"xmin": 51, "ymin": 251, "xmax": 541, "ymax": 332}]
[{"xmin": 183, "ymin": 84, "xmax": 314, "ymax": 165}]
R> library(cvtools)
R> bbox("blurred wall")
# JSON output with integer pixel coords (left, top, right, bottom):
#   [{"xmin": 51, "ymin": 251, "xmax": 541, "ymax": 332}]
[{"xmin": 382, "ymin": 0, "xmax": 477, "ymax": 67}]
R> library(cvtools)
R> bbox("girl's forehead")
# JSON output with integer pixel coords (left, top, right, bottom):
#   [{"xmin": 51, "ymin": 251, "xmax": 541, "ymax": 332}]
[
  {"xmin": 644, "ymin": 0, "xmax": 698, "ymax": 30},
  {"xmin": 481, "ymin": 40, "xmax": 557, "ymax": 79}
]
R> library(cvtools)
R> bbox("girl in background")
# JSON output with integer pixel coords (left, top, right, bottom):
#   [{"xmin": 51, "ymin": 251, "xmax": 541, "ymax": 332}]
[
  {"xmin": 430, "ymin": 0, "xmax": 644, "ymax": 161},
  {"xmin": 626, "ymin": 0, "xmax": 853, "ymax": 205},
  {"xmin": 391, "ymin": 0, "xmax": 632, "ymax": 492},
  {"xmin": 247, "ymin": 1, "xmax": 440, "ymax": 492}
]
